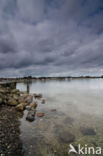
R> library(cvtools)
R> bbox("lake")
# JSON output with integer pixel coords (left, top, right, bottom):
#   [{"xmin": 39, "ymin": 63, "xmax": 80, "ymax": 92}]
[{"xmin": 16, "ymin": 79, "xmax": 103, "ymax": 156}]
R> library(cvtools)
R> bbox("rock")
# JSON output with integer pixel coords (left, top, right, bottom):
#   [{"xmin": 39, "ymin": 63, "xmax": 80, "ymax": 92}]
[
  {"xmin": 25, "ymin": 95, "xmax": 33, "ymax": 104},
  {"xmin": 26, "ymin": 109, "xmax": 36, "ymax": 122},
  {"xmin": 0, "ymin": 93, "xmax": 2, "ymax": 97},
  {"xmin": 0, "ymin": 97, "xmax": 3, "ymax": 105},
  {"xmin": 18, "ymin": 94, "xmax": 32, "ymax": 105},
  {"xmin": 11, "ymin": 89, "xmax": 20, "ymax": 95},
  {"xmin": 34, "ymin": 93, "xmax": 42, "ymax": 99},
  {"xmin": 80, "ymin": 126, "xmax": 96, "ymax": 136},
  {"xmin": 16, "ymin": 103, "xmax": 25, "ymax": 111},
  {"xmin": 0, "ymin": 89, "xmax": 6, "ymax": 94},
  {"xmin": 21, "ymin": 94, "xmax": 28, "ymax": 98},
  {"xmin": 41, "ymin": 99, "xmax": 45, "ymax": 104},
  {"xmin": 51, "ymin": 109, "xmax": 56, "ymax": 112},
  {"xmin": 37, "ymin": 112, "xmax": 44, "ymax": 117},
  {"xmin": 8, "ymin": 98, "xmax": 18, "ymax": 106},
  {"xmin": 30, "ymin": 101, "xmax": 37, "ymax": 109},
  {"xmin": 18, "ymin": 96, "xmax": 25, "ymax": 103},
  {"xmin": 1, "ymin": 95, "xmax": 7, "ymax": 104},
  {"xmin": 19, "ymin": 94, "xmax": 28, "ymax": 102},
  {"xmin": 59, "ymin": 131, "xmax": 75, "ymax": 143},
  {"xmin": 25, "ymin": 105, "xmax": 32, "ymax": 111},
  {"xmin": 13, "ymin": 95, "xmax": 19, "ymax": 101},
  {"xmin": 22, "ymin": 102, "xmax": 28, "ymax": 107}
]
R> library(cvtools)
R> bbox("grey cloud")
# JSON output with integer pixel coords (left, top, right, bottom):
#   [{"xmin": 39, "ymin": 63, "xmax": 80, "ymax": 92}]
[
  {"xmin": 0, "ymin": 0, "xmax": 103, "ymax": 77},
  {"xmin": 0, "ymin": 38, "xmax": 17, "ymax": 53}
]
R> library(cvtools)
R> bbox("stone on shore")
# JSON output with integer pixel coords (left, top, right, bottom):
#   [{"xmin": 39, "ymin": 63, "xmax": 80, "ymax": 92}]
[
  {"xmin": 18, "ymin": 96, "xmax": 25, "ymax": 103},
  {"xmin": 11, "ymin": 89, "xmax": 20, "ymax": 96},
  {"xmin": 30, "ymin": 101, "xmax": 37, "ymax": 109},
  {"xmin": 25, "ymin": 105, "xmax": 32, "ymax": 111},
  {"xmin": 16, "ymin": 103, "xmax": 25, "ymax": 111},
  {"xmin": 13, "ymin": 95, "xmax": 19, "ymax": 101},
  {"xmin": 8, "ymin": 98, "xmax": 18, "ymax": 106},
  {"xmin": 25, "ymin": 95, "xmax": 33, "ymax": 104}
]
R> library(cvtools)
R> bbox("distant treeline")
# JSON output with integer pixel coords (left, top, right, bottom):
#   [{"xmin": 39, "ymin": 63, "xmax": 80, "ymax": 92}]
[{"xmin": 0, "ymin": 75, "xmax": 103, "ymax": 81}]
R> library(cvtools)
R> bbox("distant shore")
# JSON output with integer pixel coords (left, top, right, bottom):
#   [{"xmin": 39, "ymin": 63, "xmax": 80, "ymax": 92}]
[{"xmin": 0, "ymin": 76, "xmax": 103, "ymax": 83}]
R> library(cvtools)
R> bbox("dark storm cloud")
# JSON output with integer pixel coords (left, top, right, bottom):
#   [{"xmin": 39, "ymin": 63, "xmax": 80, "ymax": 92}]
[
  {"xmin": 0, "ymin": 0, "xmax": 103, "ymax": 77},
  {"xmin": 0, "ymin": 38, "xmax": 17, "ymax": 53}
]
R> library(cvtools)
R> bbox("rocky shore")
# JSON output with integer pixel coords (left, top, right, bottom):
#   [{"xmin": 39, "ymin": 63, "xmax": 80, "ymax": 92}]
[
  {"xmin": 0, "ymin": 82, "xmax": 46, "ymax": 155},
  {"xmin": 0, "ymin": 82, "xmax": 45, "ymax": 121}
]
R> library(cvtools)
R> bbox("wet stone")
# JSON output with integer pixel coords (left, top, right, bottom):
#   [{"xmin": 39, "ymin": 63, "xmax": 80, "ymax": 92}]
[
  {"xmin": 30, "ymin": 101, "xmax": 37, "ymax": 109},
  {"xmin": 51, "ymin": 109, "xmax": 56, "ymax": 112},
  {"xmin": 16, "ymin": 103, "xmax": 25, "ymax": 111},
  {"xmin": 34, "ymin": 93, "xmax": 42, "ymax": 99},
  {"xmin": 25, "ymin": 95, "xmax": 33, "ymax": 105},
  {"xmin": 38, "ymin": 122, "xmax": 49, "ymax": 131},
  {"xmin": 80, "ymin": 126, "xmax": 96, "ymax": 136},
  {"xmin": 26, "ymin": 109, "xmax": 36, "ymax": 122},
  {"xmin": 37, "ymin": 112, "xmax": 44, "ymax": 117},
  {"xmin": 41, "ymin": 99, "xmax": 45, "ymax": 104},
  {"xmin": 25, "ymin": 105, "xmax": 32, "ymax": 111}
]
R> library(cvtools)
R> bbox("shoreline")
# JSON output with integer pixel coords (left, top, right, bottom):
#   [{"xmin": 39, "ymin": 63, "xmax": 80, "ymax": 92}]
[{"xmin": 0, "ymin": 76, "xmax": 103, "ymax": 84}]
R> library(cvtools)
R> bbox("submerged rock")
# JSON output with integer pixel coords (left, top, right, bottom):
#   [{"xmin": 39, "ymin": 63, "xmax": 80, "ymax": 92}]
[
  {"xmin": 59, "ymin": 131, "xmax": 75, "ymax": 143},
  {"xmin": 41, "ymin": 99, "xmax": 45, "ymax": 104},
  {"xmin": 80, "ymin": 126, "xmax": 96, "ymax": 136},
  {"xmin": 26, "ymin": 109, "xmax": 36, "ymax": 122},
  {"xmin": 38, "ymin": 122, "xmax": 49, "ymax": 131},
  {"xmin": 54, "ymin": 124, "xmax": 64, "ymax": 134},
  {"xmin": 37, "ymin": 112, "xmax": 44, "ymax": 117},
  {"xmin": 34, "ymin": 93, "xmax": 42, "ymax": 99},
  {"xmin": 63, "ymin": 116, "xmax": 74, "ymax": 125},
  {"xmin": 51, "ymin": 109, "xmax": 56, "ymax": 112}
]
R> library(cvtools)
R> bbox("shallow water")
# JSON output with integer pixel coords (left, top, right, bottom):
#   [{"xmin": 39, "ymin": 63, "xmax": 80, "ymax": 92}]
[{"xmin": 16, "ymin": 79, "xmax": 103, "ymax": 156}]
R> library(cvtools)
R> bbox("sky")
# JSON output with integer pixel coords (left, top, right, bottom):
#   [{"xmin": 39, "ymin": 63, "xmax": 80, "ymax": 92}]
[{"xmin": 0, "ymin": 0, "xmax": 103, "ymax": 77}]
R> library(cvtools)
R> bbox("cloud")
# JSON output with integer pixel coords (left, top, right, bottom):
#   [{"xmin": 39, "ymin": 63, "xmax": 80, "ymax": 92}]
[{"xmin": 0, "ymin": 0, "xmax": 103, "ymax": 77}]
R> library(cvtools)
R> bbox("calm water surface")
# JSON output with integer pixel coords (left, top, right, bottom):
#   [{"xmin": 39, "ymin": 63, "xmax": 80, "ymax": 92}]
[{"xmin": 16, "ymin": 79, "xmax": 103, "ymax": 156}]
